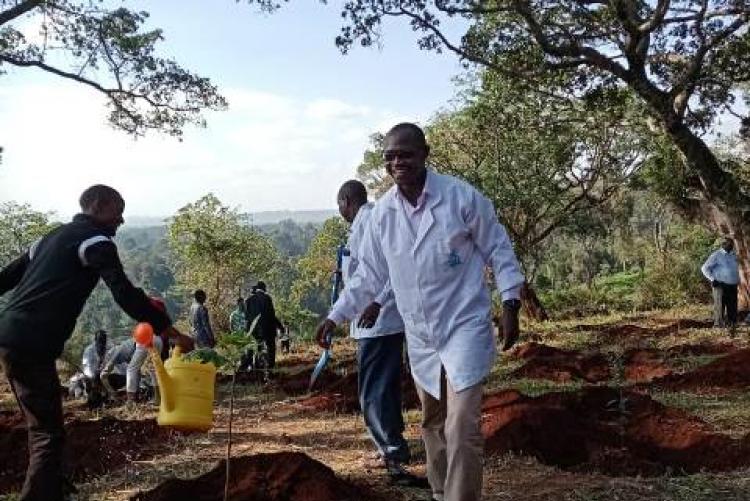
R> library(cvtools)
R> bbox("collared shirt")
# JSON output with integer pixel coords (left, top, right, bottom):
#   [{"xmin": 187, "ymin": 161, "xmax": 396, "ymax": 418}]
[
  {"xmin": 702, "ymin": 249, "xmax": 740, "ymax": 285},
  {"xmin": 396, "ymin": 186, "xmax": 430, "ymax": 239},
  {"xmin": 341, "ymin": 203, "xmax": 405, "ymax": 339},
  {"xmin": 329, "ymin": 170, "xmax": 526, "ymax": 398}
]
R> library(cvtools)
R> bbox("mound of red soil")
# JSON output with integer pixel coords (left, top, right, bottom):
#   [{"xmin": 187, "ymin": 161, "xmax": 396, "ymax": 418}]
[
  {"xmin": 510, "ymin": 343, "xmax": 676, "ymax": 383},
  {"xmin": 599, "ymin": 320, "xmax": 713, "ymax": 339},
  {"xmin": 278, "ymin": 367, "xmax": 345, "ymax": 395},
  {"xmin": 664, "ymin": 342, "xmax": 736, "ymax": 357},
  {"xmin": 131, "ymin": 452, "xmax": 376, "ymax": 501},
  {"xmin": 650, "ymin": 349, "xmax": 750, "ymax": 393},
  {"xmin": 217, "ymin": 371, "xmax": 269, "ymax": 385},
  {"xmin": 297, "ymin": 370, "xmax": 420, "ymax": 413},
  {"xmin": 0, "ymin": 417, "xmax": 174, "ymax": 494},
  {"xmin": 622, "ymin": 349, "xmax": 673, "ymax": 382},
  {"xmin": 481, "ymin": 387, "xmax": 750, "ymax": 476},
  {"xmin": 510, "ymin": 343, "xmax": 610, "ymax": 383}
]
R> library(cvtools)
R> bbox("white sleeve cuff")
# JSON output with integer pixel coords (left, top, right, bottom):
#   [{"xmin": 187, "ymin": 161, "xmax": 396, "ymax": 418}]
[
  {"xmin": 328, "ymin": 310, "xmax": 347, "ymax": 325},
  {"xmin": 501, "ymin": 285, "xmax": 522, "ymax": 302}
]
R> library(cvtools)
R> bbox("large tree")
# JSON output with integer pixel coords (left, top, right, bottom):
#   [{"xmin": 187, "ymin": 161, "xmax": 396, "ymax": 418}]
[
  {"xmin": 168, "ymin": 194, "xmax": 279, "ymax": 331},
  {"xmin": 1, "ymin": 1, "xmax": 226, "ymax": 136},
  {"xmin": 253, "ymin": 0, "xmax": 750, "ymax": 307}
]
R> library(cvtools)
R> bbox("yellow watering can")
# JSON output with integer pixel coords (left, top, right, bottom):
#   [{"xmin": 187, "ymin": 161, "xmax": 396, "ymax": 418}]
[{"xmin": 149, "ymin": 345, "xmax": 217, "ymax": 432}]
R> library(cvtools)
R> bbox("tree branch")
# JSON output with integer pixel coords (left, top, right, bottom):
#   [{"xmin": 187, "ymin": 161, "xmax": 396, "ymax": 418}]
[{"xmin": 0, "ymin": 0, "xmax": 42, "ymax": 26}]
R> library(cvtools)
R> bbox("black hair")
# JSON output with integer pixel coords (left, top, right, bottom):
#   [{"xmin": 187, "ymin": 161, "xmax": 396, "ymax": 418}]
[
  {"xmin": 79, "ymin": 184, "xmax": 122, "ymax": 210},
  {"xmin": 338, "ymin": 180, "xmax": 368, "ymax": 205},
  {"xmin": 256, "ymin": 281, "xmax": 266, "ymax": 291},
  {"xmin": 194, "ymin": 289, "xmax": 207, "ymax": 303},
  {"xmin": 385, "ymin": 122, "xmax": 427, "ymax": 148}
]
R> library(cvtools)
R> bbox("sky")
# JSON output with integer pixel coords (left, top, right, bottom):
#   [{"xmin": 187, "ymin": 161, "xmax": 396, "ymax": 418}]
[{"xmin": 0, "ymin": 1, "xmax": 465, "ymax": 219}]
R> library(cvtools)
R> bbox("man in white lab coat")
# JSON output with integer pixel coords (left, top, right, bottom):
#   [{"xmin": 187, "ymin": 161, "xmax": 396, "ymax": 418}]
[
  {"xmin": 317, "ymin": 123, "xmax": 525, "ymax": 501},
  {"xmin": 337, "ymin": 180, "xmax": 418, "ymax": 485}
]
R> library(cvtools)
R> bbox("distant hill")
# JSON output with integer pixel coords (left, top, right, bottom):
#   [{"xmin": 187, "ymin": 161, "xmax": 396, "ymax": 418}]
[{"xmin": 123, "ymin": 210, "xmax": 338, "ymax": 228}]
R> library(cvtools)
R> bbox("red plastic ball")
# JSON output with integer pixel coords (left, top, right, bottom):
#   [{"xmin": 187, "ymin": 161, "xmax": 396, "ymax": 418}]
[{"xmin": 133, "ymin": 322, "xmax": 154, "ymax": 347}]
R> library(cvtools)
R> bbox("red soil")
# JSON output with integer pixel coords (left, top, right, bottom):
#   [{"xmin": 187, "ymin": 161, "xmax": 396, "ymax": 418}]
[
  {"xmin": 650, "ymin": 348, "xmax": 750, "ymax": 393},
  {"xmin": 0, "ymin": 417, "xmax": 174, "ymax": 494},
  {"xmin": 481, "ymin": 387, "xmax": 750, "ymax": 476},
  {"xmin": 130, "ymin": 452, "xmax": 378, "ymax": 501},
  {"xmin": 622, "ymin": 349, "xmax": 673, "ymax": 382},
  {"xmin": 510, "ymin": 343, "xmax": 610, "ymax": 383},
  {"xmin": 296, "ymin": 370, "xmax": 420, "ymax": 413},
  {"xmin": 599, "ymin": 319, "xmax": 713, "ymax": 339},
  {"xmin": 510, "ymin": 343, "xmax": 675, "ymax": 383}
]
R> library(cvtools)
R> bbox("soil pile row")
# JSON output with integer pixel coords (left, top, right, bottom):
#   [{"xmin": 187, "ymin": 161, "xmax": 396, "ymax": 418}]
[
  {"xmin": 650, "ymin": 348, "xmax": 750, "ymax": 393},
  {"xmin": 0, "ymin": 417, "xmax": 173, "ymax": 494},
  {"xmin": 510, "ymin": 343, "xmax": 676, "ymax": 383},
  {"xmin": 482, "ymin": 387, "xmax": 750, "ymax": 476},
  {"xmin": 131, "ymin": 452, "xmax": 378, "ymax": 501},
  {"xmin": 296, "ymin": 369, "xmax": 420, "ymax": 413}
]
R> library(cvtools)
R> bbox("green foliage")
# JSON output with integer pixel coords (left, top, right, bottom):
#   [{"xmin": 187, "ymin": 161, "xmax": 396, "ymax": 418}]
[
  {"xmin": 291, "ymin": 216, "xmax": 349, "ymax": 317},
  {"xmin": 537, "ymin": 192, "xmax": 716, "ymax": 317},
  {"xmin": 1, "ymin": 2, "xmax": 226, "ymax": 136},
  {"xmin": 259, "ymin": 219, "xmax": 321, "ymax": 258},
  {"xmin": 183, "ymin": 316, "xmax": 260, "ymax": 372},
  {"xmin": 0, "ymin": 202, "xmax": 58, "ymax": 266},
  {"xmin": 168, "ymin": 194, "xmax": 280, "ymax": 331}
]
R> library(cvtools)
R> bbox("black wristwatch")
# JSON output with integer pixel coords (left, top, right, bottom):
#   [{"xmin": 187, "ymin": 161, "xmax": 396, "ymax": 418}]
[{"xmin": 503, "ymin": 299, "xmax": 522, "ymax": 311}]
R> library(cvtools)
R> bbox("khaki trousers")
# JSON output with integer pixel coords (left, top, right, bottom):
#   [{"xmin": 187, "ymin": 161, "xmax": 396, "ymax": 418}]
[{"xmin": 416, "ymin": 370, "xmax": 484, "ymax": 501}]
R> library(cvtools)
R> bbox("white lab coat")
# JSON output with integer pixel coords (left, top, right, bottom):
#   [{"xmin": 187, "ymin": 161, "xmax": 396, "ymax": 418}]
[
  {"xmin": 330, "ymin": 170, "xmax": 525, "ymax": 398},
  {"xmin": 343, "ymin": 203, "xmax": 405, "ymax": 339}
]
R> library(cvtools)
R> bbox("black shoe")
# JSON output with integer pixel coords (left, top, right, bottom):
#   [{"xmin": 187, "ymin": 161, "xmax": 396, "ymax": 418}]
[{"xmin": 385, "ymin": 460, "xmax": 430, "ymax": 489}]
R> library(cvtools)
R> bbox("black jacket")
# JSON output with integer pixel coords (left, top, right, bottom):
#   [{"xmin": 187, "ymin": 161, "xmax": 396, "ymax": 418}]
[
  {"xmin": 0, "ymin": 214, "xmax": 171, "ymax": 360},
  {"xmin": 245, "ymin": 291, "xmax": 282, "ymax": 341}
]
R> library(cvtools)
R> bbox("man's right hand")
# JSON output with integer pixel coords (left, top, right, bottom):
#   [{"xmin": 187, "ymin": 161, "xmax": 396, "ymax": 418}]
[
  {"xmin": 316, "ymin": 319, "xmax": 337, "ymax": 349},
  {"xmin": 163, "ymin": 326, "xmax": 195, "ymax": 353}
]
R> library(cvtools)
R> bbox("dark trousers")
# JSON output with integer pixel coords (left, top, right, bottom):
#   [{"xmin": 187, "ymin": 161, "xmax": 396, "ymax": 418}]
[
  {"xmin": 265, "ymin": 336, "xmax": 276, "ymax": 370},
  {"xmin": 713, "ymin": 283, "xmax": 739, "ymax": 326},
  {"xmin": 0, "ymin": 348, "xmax": 65, "ymax": 501},
  {"xmin": 357, "ymin": 333, "xmax": 410, "ymax": 463}
]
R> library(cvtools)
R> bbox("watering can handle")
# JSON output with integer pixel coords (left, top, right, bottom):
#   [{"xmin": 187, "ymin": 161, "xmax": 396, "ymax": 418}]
[{"xmin": 149, "ymin": 347, "xmax": 174, "ymax": 412}]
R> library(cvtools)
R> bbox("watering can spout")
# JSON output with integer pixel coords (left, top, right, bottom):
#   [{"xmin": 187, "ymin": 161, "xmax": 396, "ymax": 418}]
[{"xmin": 150, "ymin": 347, "xmax": 175, "ymax": 412}]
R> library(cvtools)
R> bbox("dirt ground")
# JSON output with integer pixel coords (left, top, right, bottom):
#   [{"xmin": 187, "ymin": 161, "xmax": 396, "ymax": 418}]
[{"xmin": 2, "ymin": 306, "xmax": 750, "ymax": 500}]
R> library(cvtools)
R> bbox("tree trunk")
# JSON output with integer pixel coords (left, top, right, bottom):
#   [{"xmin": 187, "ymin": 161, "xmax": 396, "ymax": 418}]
[
  {"xmin": 521, "ymin": 282, "xmax": 549, "ymax": 321},
  {"xmin": 662, "ymin": 121, "xmax": 750, "ymax": 311}
]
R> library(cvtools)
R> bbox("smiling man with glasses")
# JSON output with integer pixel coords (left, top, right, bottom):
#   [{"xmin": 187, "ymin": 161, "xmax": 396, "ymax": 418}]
[{"xmin": 317, "ymin": 123, "xmax": 525, "ymax": 501}]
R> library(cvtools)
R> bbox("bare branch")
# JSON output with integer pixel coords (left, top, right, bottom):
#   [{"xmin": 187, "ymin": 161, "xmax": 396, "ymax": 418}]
[
  {"xmin": 0, "ymin": 0, "xmax": 42, "ymax": 26},
  {"xmin": 639, "ymin": 0, "xmax": 672, "ymax": 33}
]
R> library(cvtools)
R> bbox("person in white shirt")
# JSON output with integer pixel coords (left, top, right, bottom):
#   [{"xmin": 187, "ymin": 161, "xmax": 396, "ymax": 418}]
[
  {"xmin": 337, "ymin": 180, "xmax": 421, "ymax": 486},
  {"xmin": 701, "ymin": 237, "xmax": 741, "ymax": 327},
  {"xmin": 317, "ymin": 123, "xmax": 525, "ymax": 501}
]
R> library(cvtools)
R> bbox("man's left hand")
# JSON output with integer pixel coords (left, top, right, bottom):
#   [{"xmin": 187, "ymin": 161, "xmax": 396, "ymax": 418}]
[
  {"xmin": 501, "ymin": 302, "xmax": 520, "ymax": 351},
  {"xmin": 357, "ymin": 302, "xmax": 382, "ymax": 328}
]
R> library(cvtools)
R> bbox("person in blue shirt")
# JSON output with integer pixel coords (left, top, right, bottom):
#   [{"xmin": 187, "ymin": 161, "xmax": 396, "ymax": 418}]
[{"xmin": 701, "ymin": 237, "xmax": 741, "ymax": 327}]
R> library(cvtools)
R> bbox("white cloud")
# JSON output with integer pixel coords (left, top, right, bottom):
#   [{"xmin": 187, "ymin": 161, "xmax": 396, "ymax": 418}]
[{"xmin": 0, "ymin": 78, "xmax": 408, "ymax": 219}]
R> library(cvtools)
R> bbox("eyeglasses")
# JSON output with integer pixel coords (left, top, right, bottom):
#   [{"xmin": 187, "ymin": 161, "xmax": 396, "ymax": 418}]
[{"xmin": 383, "ymin": 150, "xmax": 416, "ymax": 162}]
